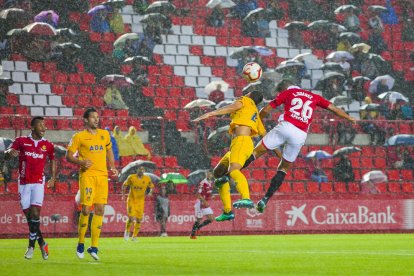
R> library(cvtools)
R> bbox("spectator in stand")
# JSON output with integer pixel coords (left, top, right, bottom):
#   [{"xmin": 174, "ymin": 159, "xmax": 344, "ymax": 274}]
[
  {"xmin": 402, "ymin": 19, "xmax": 414, "ymax": 42},
  {"xmin": 90, "ymin": 9, "xmax": 111, "ymax": 33},
  {"xmin": 112, "ymin": 39, "xmax": 138, "ymax": 63},
  {"xmin": 401, "ymin": 103, "xmax": 414, "ymax": 120},
  {"xmin": 208, "ymin": 83, "xmax": 225, "ymax": 104},
  {"xmin": 381, "ymin": 0, "xmax": 399, "ymax": 25},
  {"xmin": 207, "ymin": 7, "xmax": 225, "ymax": 27},
  {"xmin": 336, "ymin": 121, "xmax": 356, "ymax": 145},
  {"xmin": 361, "ymin": 58, "xmax": 380, "ymax": 79},
  {"xmin": 367, "ymin": 10, "xmax": 387, "ymax": 54},
  {"xmin": 266, "ymin": 0, "xmax": 284, "ymax": 20},
  {"xmin": 105, "ymin": 127, "xmax": 120, "ymax": 162},
  {"xmin": 337, "ymin": 37, "xmax": 352, "ymax": 52},
  {"xmin": 104, "ymin": 83, "xmax": 129, "ymax": 110},
  {"xmin": 287, "ymin": 27, "xmax": 306, "ymax": 49},
  {"xmin": 333, "ymin": 155, "xmax": 355, "ymax": 184},
  {"xmin": 310, "ymin": 166, "xmax": 328, "ymax": 183},
  {"xmin": 255, "ymin": 11, "xmax": 270, "ymax": 38},
  {"xmin": 402, "ymin": 149, "xmax": 414, "ymax": 170},
  {"xmin": 124, "ymin": 126, "xmax": 151, "ymax": 159},
  {"xmin": 113, "ymin": 126, "xmax": 128, "ymax": 157},
  {"xmin": 0, "ymin": 78, "xmax": 11, "ymax": 106},
  {"xmin": 361, "ymin": 119, "xmax": 386, "ymax": 145},
  {"xmin": 55, "ymin": 44, "xmax": 80, "ymax": 73},
  {"xmin": 109, "ymin": 7, "xmax": 125, "ymax": 34},
  {"xmin": 155, "ymin": 185, "xmax": 170, "ymax": 237},
  {"xmin": 387, "ymin": 146, "xmax": 404, "ymax": 169},
  {"xmin": 231, "ymin": 0, "xmax": 257, "ymax": 19},
  {"xmin": 133, "ymin": 0, "xmax": 149, "ymax": 15},
  {"xmin": 343, "ymin": 8, "xmax": 360, "ymax": 32},
  {"xmin": 137, "ymin": 25, "xmax": 162, "ymax": 63},
  {"xmin": 321, "ymin": 76, "xmax": 344, "ymax": 100}
]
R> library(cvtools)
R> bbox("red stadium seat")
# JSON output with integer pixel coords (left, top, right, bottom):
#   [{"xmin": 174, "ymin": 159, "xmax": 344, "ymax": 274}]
[
  {"xmin": 278, "ymin": 182, "xmax": 291, "ymax": 193},
  {"xmin": 151, "ymin": 156, "xmax": 164, "ymax": 167},
  {"xmin": 388, "ymin": 182, "xmax": 401, "ymax": 193},
  {"xmin": 55, "ymin": 183, "xmax": 69, "ymax": 194},
  {"xmin": 401, "ymin": 170, "xmax": 413, "ymax": 180},
  {"xmin": 334, "ymin": 182, "xmax": 348, "ymax": 193},
  {"xmin": 251, "ymin": 169, "xmax": 266, "ymax": 181},
  {"xmin": 6, "ymin": 182, "xmax": 18, "ymax": 194},
  {"xmin": 387, "ymin": 170, "xmax": 400, "ymax": 181},
  {"xmin": 306, "ymin": 182, "xmax": 319, "ymax": 193},
  {"xmin": 348, "ymin": 182, "xmax": 360, "ymax": 193},
  {"xmin": 320, "ymin": 182, "xmax": 333, "ymax": 193},
  {"xmin": 250, "ymin": 182, "xmax": 263, "ymax": 194},
  {"xmin": 402, "ymin": 182, "xmax": 414, "ymax": 193},
  {"xmin": 164, "ymin": 156, "xmax": 178, "ymax": 168},
  {"xmin": 374, "ymin": 158, "xmax": 386, "ymax": 169}
]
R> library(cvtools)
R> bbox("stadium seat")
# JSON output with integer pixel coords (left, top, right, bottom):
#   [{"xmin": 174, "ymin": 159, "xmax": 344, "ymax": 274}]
[
  {"xmin": 360, "ymin": 157, "xmax": 374, "ymax": 169},
  {"xmin": 176, "ymin": 185, "xmax": 189, "ymax": 194},
  {"xmin": 347, "ymin": 182, "xmax": 360, "ymax": 193},
  {"xmin": 151, "ymin": 156, "xmax": 164, "ymax": 167},
  {"xmin": 55, "ymin": 183, "xmax": 69, "ymax": 194},
  {"xmin": 250, "ymin": 182, "xmax": 263, "ymax": 194},
  {"xmin": 251, "ymin": 169, "xmax": 266, "ymax": 181},
  {"xmin": 387, "ymin": 170, "xmax": 400, "ymax": 181},
  {"xmin": 278, "ymin": 182, "xmax": 291, "ymax": 193},
  {"xmin": 402, "ymin": 182, "xmax": 414, "ymax": 193},
  {"xmin": 320, "ymin": 182, "xmax": 333, "ymax": 193},
  {"xmin": 6, "ymin": 182, "xmax": 18, "ymax": 194},
  {"xmin": 401, "ymin": 170, "xmax": 413, "ymax": 180},
  {"xmin": 375, "ymin": 183, "xmax": 388, "ymax": 194},
  {"xmin": 306, "ymin": 182, "xmax": 319, "ymax": 193},
  {"xmin": 334, "ymin": 182, "xmax": 348, "ymax": 193},
  {"xmin": 164, "ymin": 156, "xmax": 178, "ymax": 168},
  {"xmin": 374, "ymin": 158, "xmax": 387, "ymax": 169},
  {"xmin": 388, "ymin": 182, "xmax": 401, "ymax": 193}
]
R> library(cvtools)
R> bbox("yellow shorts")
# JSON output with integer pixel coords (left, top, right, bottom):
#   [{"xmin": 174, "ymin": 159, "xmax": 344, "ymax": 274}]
[
  {"xmin": 79, "ymin": 175, "xmax": 108, "ymax": 206},
  {"xmin": 217, "ymin": 136, "xmax": 254, "ymax": 168},
  {"xmin": 127, "ymin": 199, "xmax": 145, "ymax": 219}
]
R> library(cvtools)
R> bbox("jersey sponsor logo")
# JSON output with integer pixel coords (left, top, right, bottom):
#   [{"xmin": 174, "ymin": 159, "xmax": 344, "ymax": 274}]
[
  {"xmin": 24, "ymin": 151, "xmax": 44, "ymax": 159},
  {"xmin": 23, "ymin": 143, "xmax": 32, "ymax": 146},
  {"xmin": 89, "ymin": 145, "xmax": 104, "ymax": 151}
]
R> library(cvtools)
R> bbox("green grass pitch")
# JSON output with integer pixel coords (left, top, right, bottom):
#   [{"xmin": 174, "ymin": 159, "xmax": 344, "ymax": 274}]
[{"xmin": 0, "ymin": 234, "xmax": 413, "ymax": 275}]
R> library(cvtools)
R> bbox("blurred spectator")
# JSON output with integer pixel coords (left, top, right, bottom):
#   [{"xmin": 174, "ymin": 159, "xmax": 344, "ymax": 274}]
[
  {"xmin": 402, "ymin": 149, "xmax": 414, "ymax": 170},
  {"xmin": 337, "ymin": 37, "xmax": 352, "ymax": 52},
  {"xmin": 333, "ymin": 155, "xmax": 355, "ymax": 183},
  {"xmin": 109, "ymin": 7, "xmax": 125, "ymax": 34},
  {"xmin": 0, "ymin": 78, "xmax": 11, "ymax": 106},
  {"xmin": 289, "ymin": 0, "xmax": 313, "ymax": 21},
  {"xmin": 242, "ymin": 10, "xmax": 270, "ymax": 38},
  {"xmin": 230, "ymin": 0, "xmax": 257, "ymax": 19},
  {"xmin": 113, "ymin": 126, "xmax": 128, "ymax": 157},
  {"xmin": 255, "ymin": 11, "xmax": 270, "ymax": 38},
  {"xmin": 288, "ymin": 28, "xmax": 306, "ymax": 49},
  {"xmin": 322, "ymin": 116, "xmax": 335, "ymax": 144},
  {"xmin": 22, "ymin": 36, "xmax": 53, "ymax": 62},
  {"xmin": 266, "ymin": 0, "xmax": 284, "ymax": 20},
  {"xmin": 208, "ymin": 83, "xmax": 225, "ymax": 104},
  {"xmin": 321, "ymin": 77, "xmax": 344, "ymax": 99},
  {"xmin": 343, "ymin": 9, "xmax": 360, "ymax": 32},
  {"xmin": 207, "ymin": 7, "xmax": 224, "ymax": 27},
  {"xmin": 90, "ymin": 9, "xmax": 111, "ymax": 33},
  {"xmin": 361, "ymin": 120, "xmax": 386, "ymax": 145},
  {"xmin": 367, "ymin": 10, "xmax": 387, "ymax": 54},
  {"xmin": 124, "ymin": 126, "xmax": 151, "ymax": 159},
  {"xmin": 381, "ymin": 0, "xmax": 399, "ymax": 25},
  {"xmin": 401, "ymin": 103, "xmax": 414, "ymax": 120},
  {"xmin": 155, "ymin": 185, "xmax": 170, "ymax": 237},
  {"xmin": 137, "ymin": 25, "xmax": 162, "ymax": 63},
  {"xmin": 133, "ymin": 0, "xmax": 149, "ymax": 15},
  {"xmin": 55, "ymin": 44, "xmax": 80, "ymax": 73},
  {"xmin": 387, "ymin": 146, "xmax": 404, "ymax": 169},
  {"xmin": 105, "ymin": 127, "xmax": 120, "ymax": 161},
  {"xmin": 350, "ymin": 80, "xmax": 367, "ymax": 101},
  {"xmin": 311, "ymin": 167, "xmax": 328, "ymax": 183},
  {"xmin": 113, "ymin": 39, "xmax": 138, "ymax": 63},
  {"xmin": 34, "ymin": 10, "xmax": 59, "ymax": 28},
  {"xmin": 402, "ymin": 19, "xmax": 414, "ymax": 42},
  {"xmin": 361, "ymin": 59, "xmax": 379, "ymax": 79},
  {"xmin": 104, "ymin": 84, "xmax": 129, "ymax": 110},
  {"xmin": 336, "ymin": 121, "xmax": 356, "ymax": 145}
]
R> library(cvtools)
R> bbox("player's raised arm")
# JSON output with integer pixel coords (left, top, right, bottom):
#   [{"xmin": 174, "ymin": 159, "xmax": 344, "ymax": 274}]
[
  {"xmin": 259, "ymin": 103, "xmax": 273, "ymax": 120},
  {"xmin": 327, "ymin": 104, "xmax": 357, "ymax": 124},
  {"xmin": 192, "ymin": 101, "xmax": 243, "ymax": 122}
]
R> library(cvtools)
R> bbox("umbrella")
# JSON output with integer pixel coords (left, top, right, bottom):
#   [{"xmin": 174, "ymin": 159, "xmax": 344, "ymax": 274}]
[
  {"xmin": 206, "ymin": 0, "xmax": 236, "ymax": 9},
  {"xmin": 350, "ymin": 43, "xmax": 371, "ymax": 53},
  {"xmin": 275, "ymin": 60, "xmax": 305, "ymax": 72},
  {"xmin": 187, "ymin": 169, "xmax": 209, "ymax": 185},
  {"xmin": 215, "ymin": 100, "xmax": 234, "ymax": 109},
  {"xmin": 253, "ymin": 46, "xmax": 273, "ymax": 56},
  {"xmin": 22, "ymin": 22, "xmax": 56, "ymax": 36},
  {"xmin": 100, "ymin": 74, "xmax": 135, "ymax": 87},
  {"xmin": 34, "ymin": 10, "xmax": 59, "ymax": 27},
  {"xmin": 145, "ymin": 172, "xmax": 161, "ymax": 184},
  {"xmin": 0, "ymin": 8, "xmax": 29, "ymax": 27},
  {"xmin": 333, "ymin": 146, "xmax": 361, "ymax": 157},
  {"xmin": 205, "ymin": 80, "xmax": 229, "ymax": 95},
  {"xmin": 0, "ymin": 77, "xmax": 13, "ymax": 85},
  {"xmin": 184, "ymin": 99, "xmax": 216, "ymax": 109},
  {"xmin": 361, "ymin": 170, "xmax": 387, "ymax": 183},
  {"xmin": 102, "ymin": 0, "xmax": 125, "ymax": 8},
  {"xmin": 139, "ymin": 13, "xmax": 169, "ymax": 25},
  {"xmin": 284, "ymin": 21, "xmax": 308, "ymax": 30},
  {"xmin": 386, "ymin": 135, "xmax": 414, "ymax": 146},
  {"xmin": 368, "ymin": 53, "xmax": 387, "ymax": 67},
  {"xmin": 229, "ymin": 46, "xmax": 257, "ymax": 59},
  {"xmin": 56, "ymin": 28, "xmax": 77, "ymax": 38},
  {"xmin": 55, "ymin": 42, "xmax": 81, "ymax": 50},
  {"xmin": 307, "ymin": 20, "xmax": 331, "ymax": 30},
  {"xmin": 326, "ymin": 51, "xmax": 354, "ymax": 61},
  {"xmin": 330, "ymin": 95, "xmax": 353, "ymax": 106},
  {"xmin": 113, "ymin": 32, "xmax": 140, "ymax": 48},
  {"xmin": 378, "ymin": 91, "xmax": 409, "ymax": 103},
  {"xmin": 208, "ymin": 125, "xmax": 230, "ymax": 140},
  {"xmin": 0, "ymin": 8, "xmax": 25, "ymax": 19},
  {"xmin": 87, "ymin": 5, "xmax": 109, "ymax": 16},
  {"xmin": 159, "ymin": 172, "xmax": 188, "ymax": 184},
  {"xmin": 339, "ymin": 32, "xmax": 361, "ymax": 43},
  {"xmin": 368, "ymin": 5, "xmax": 387, "ymax": 13},
  {"xmin": 118, "ymin": 160, "xmax": 157, "ymax": 182},
  {"xmin": 145, "ymin": 1, "xmax": 176, "ymax": 15},
  {"xmin": 0, "ymin": 137, "xmax": 13, "ymax": 151},
  {"xmin": 314, "ymin": 71, "xmax": 345, "ymax": 90},
  {"xmin": 54, "ymin": 145, "xmax": 67, "ymax": 158},
  {"xmin": 331, "ymin": 23, "xmax": 347, "ymax": 32},
  {"xmin": 292, "ymin": 53, "xmax": 311, "ymax": 61},
  {"xmin": 359, "ymin": 103, "xmax": 380, "ymax": 111},
  {"xmin": 352, "ymin": 76, "xmax": 371, "ymax": 83},
  {"xmin": 368, "ymin": 75, "xmax": 395, "ymax": 93},
  {"xmin": 243, "ymin": 8, "xmax": 266, "ymax": 22},
  {"xmin": 123, "ymin": 55, "xmax": 152, "ymax": 65},
  {"xmin": 320, "ymin": 62, "xmax": 343, "ymax": 72},
  {"xmin": 334, "ymin": 4, "xmax": 360, "ymax": 14},
  {"xmin": 306, "ymin": 150, "xmax": 332, "ymax": 160}
]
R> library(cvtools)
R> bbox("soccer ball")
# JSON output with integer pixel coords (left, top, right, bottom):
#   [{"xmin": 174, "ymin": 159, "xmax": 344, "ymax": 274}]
[{"xmin": 242, "ymin": 62, "xmax": 262, "ymax": 83}]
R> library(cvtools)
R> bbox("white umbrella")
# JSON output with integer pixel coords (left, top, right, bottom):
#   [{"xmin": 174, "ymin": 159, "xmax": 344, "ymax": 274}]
[
  {"xmin": 204, "ymin": 80, "xmax": 229, "ymax": 95},
  {"xmin": 326, "ymin": 51, "xmax": 354, "ymax": 62},
  {"xmin": 350, "ymin": 43, "xmax": 371, "ymax": 53},
  {"xmin": 253, "ymin": 46, "xmax": 273, "ymax": 56},
  {"xmin": 361, "ymin": 170, "xmax": 387, "ymax": 183},
  {"xmin": 368, "ymin": 75, "xmax": 395, "ymax": 93},
  {"xmin": 206, "ymin": 0, "xmax": 236, "ymax": 9},
  {"xmin": 184, "ymin": 99, "xmax": 216, "ymax": 109},
  {"xmin": 378, "ymin": 91, "xmax": 409, "ymax": 103},
  {"xmin": 305, "ymin": 150, "xmax": 332, "ymax": 159},
  {"xmin": 292, "ymin": 52, "xmax": 311, "ymax": 61},
  {"xmin": 215, "ymin": 100, "xmax": 234, "ymax": 109}
]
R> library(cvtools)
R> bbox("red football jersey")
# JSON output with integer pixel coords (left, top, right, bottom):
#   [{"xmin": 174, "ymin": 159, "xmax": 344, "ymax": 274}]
[
  {"xmin": 269, "ymin": 87, "xmax": 331, "ymax": 132},
  {"xmin": 197, "ymin": 178, "xmax": 213, "ymax": 202},
  {"xmin": 11, "ymin": 136, "xmax": 55, "ymax": 185}
]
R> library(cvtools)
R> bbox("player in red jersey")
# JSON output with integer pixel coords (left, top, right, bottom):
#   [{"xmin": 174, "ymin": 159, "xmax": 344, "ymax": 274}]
[
  {"xmin": 190, "ymin": 171, "xmax": 215, "ymax": 239},
  {"xmin": 243, "ymin": 79, "xmax": 357, "ymax": 212},
  {"xmin": 4, "ymin": 117, "xmax": 56, "ymax": 260}
]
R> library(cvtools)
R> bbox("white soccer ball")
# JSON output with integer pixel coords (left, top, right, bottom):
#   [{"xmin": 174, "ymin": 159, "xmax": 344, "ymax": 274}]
[{"xmin": 242, "ymin": 62, "xmax": 262, "ymax": 83}]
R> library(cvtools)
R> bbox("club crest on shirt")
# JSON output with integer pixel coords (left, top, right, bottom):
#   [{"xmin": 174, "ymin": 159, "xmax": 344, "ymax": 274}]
[{"xmin": 41, "ymin": 145, "xmax": 47, "ymax": 152}]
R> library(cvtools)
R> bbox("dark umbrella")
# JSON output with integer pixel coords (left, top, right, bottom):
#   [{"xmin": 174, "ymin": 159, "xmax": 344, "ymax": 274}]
[
  {"xmin": 206, "ymin": 0, "xmax": 236, "ymax": 9},
  {"xmin": 55, "ymin": 28, "xmax": 77, "ymax": 38},
  {"xmin": 243, "ymin": 8, "xmax": 266, "ymax": 22},
  {"xmin": 333, "ymin": 146, "xmax": 361, "ymax": 157},
  {"xmin": 145, "ymin": 1, "xmax": 176, "ymax": 15},
  {"xmin": 359, "ymin": 103, "xmax": 380, "ymax": 111},
  {"xmin": 368, "ymin": 53, "xmax": 387, "ymax": 68},
  {"xmin": 385, "ymin": 135, "xmax": 414, "ymax": 146},
  {"xmin": 320, "ymin": 62, "xmax": 343, "ymax": 72},
  {"xmin": 305, "ymin": 150, "xmax": 332, "ymax": 160},
  {"xmin": 34, "ymin": 10, "xmax": 59, "ymax": 27},
  {"xmin": 188, "ymin": 169, "xmax": 209, "ymax": 185},
  {"xmin": 22, "ymin": 22, "xmax": 56, "ymax": 36},
  {"xmin": 55, "ymin": 42, "xmax": 81, "ymax": 50},
  {"xmin": 334, "ymin": 5, "xmax": 360, "ymax": 14},
  {"xmin": 118, "ymin": 160, "xmax": 157, "ymax": 182},
  {"xmin": 102, "ymin": 0, "xmax": 125, "ymax": 9},
  {"xmin": 113, "ymin": 32, "xmax": 140, "ymax": 48},
  {"xmin": 331, "ymin": 23, "xmax": 347, "ymax": 32},
  {"xmin": 123, "ymin": 55, "xmax": 152, "ymax": 65},
  {"xmin": 100, "ymin": 74, "xmax": 135, "ymax": 87},
  {"xmin": 0, "ymin": 77, "xmax": 14, "ymax": 85},
  {"xmin": 242, "ymin": 81, "xmax": 266, "ymax": 95},
  {"xmin": 87, "ymin": 5, "xmax": 109, "ymax": 16},
  {"xmin": 283, "ymin": 21, "xmax": 308, "ymax": 30},
  {"xmin": 330, "ymin": 95, "xmax": 353, "ymax": 106},
  {"xmin": 368, "ymin": 5, "xmax": 387, "ymax": 13},
  {"xmin": 275, "ymin": 60, "xmax": 305, "ymax": 72},
  {"xmin": 0, "ymin": 137, "xmax": 13, "ymax": 151},
  {"xmin": 339, "ymin": 32, "xmax": 361, "ymax": 43},
  {"xmin": 5, "ymin": 28, "xmax": 24, "ymax": 37},
  {"xmin": 0, "ymin": 8, "xmax": 29, "ymax": 28},
  {"xmin": 0, "ymin": 8, "xmax": 25, "ymax": 20},
  {"xmin": 352, "ymin": 76, "xmax": 371, "ymax": 84},
  {"xmin": 139, "ymin": 13, "xmax": 169, "ymax": 25},
  {"xmin": 307, "ymin": 20, "xmax": 331, "ymax": 30},
  {"xmin": 229, "ymin": 46, "xmax": 257, "ymax": 59},
  {"xmin": 314, "ymin": 71, "xmax": 345, "ymax": 90},
  {"xmin": 54, "ymin": 145, "xmax": 67, "ymax": 158},
  {"xmin": 159, "ymin": 172, "xmax": 188, "ymax": 184}
]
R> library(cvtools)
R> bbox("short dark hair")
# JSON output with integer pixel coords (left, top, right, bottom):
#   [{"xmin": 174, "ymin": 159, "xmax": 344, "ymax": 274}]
[
  {"xmin": 30, "ymin": 116, "xmax": 44, "ymax": 127},
  {"xmin": 248, "ymin": 90, "xmax": 263, "ymax": 105},
  {"xmin": 83, "ymin": 107, "xmax": 97, "ymax": 119},
  {"xmin": 276, "ymin": 79, "xmax": 294, "ymax": 92}
]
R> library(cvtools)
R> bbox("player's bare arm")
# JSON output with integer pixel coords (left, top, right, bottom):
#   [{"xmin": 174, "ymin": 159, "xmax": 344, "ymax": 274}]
[
  {"xmin": 121, "ymin": 182, "xmax": 128, "ymax": 200},
  {"xmin": 106, "ymin": 148, "xmax": 118, "ymax": 177},
  {"xmin": 327, "ymin": 104, "xmax": 357, "ymax": 124},
  {"xmin": 4, "ymin": 148, "xmax": 19, "ymax": 159},
  {"xmin": 65, "ymin": 149, "xmax": 93, "ymax": 170},
  {"xmin": 259, "ymin": 104, "xmax": 273, "ymax": 120},
  {"xmin": 192, "ymin": 101, "xmax": 243, "ymax": 122},
  {"xmin": 47, "ymin": 159, "xmax": 57, "ymax": 188}
]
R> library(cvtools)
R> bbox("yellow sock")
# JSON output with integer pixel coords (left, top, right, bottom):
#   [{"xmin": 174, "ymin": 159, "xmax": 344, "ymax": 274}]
[
  {"xmin": 218, "ymin": 182, "xmax": 232, "ymax": 213},
  {"xmin": 125, "ymin": 220, "xmax": 132, "ymax": 233},
  {"xmin": 91, "ymin": 214, "xmax": 103, "ymax": 248},
  {"xmin": 132, "ymin": 222, "xmax": 141, "ymax": 237},
  {"xmin": 78, "ymin": 213, "xmax": 89, "ymax": 244},
  {"xmin": 230, "ymin": 170, "xmax": 250, "ymax": 200}
]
